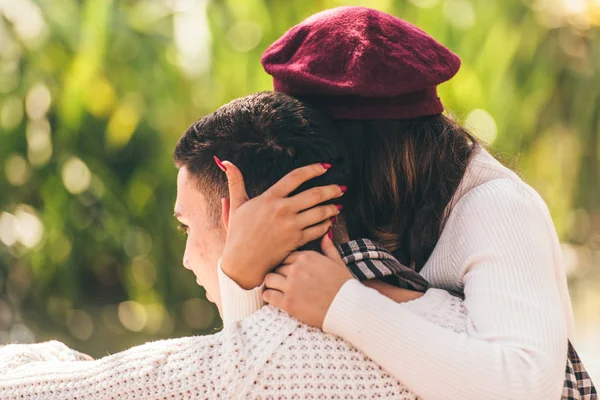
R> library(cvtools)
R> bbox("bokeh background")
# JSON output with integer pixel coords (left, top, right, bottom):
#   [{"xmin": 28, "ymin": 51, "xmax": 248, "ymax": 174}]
[{"xmin": 0, "ymin": 0, "xmax": 599, "ymax": 384}]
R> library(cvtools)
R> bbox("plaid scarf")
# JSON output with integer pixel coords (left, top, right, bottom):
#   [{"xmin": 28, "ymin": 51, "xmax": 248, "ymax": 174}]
[
  {"xmin": 337, "ymin": 239, "xmax": 428, "ymax": 292},
  {"xmin": 340, "ymin": 239, "xmax": 597, "ymax": 400}
]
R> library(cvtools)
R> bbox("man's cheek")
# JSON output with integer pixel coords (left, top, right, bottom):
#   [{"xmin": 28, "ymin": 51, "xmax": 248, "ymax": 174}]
[{"xmin": 191, "ymin": 235, "xmax": 213, "ymax": 271}]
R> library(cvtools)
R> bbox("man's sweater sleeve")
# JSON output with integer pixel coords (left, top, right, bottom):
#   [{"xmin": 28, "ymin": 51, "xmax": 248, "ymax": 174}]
[
  {"xmin": 0, "ymin": 331, "xmax": 244, "ymax": 399},
  {"xmin": 323, "ymin": 179, "xmax": 568, "ymax": 400},
  {"xmin": 0, "ymin": 340, "xmax": 93, "ymax": 372}
]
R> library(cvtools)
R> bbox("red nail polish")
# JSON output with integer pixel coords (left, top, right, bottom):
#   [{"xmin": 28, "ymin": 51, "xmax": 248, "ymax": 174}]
[
  {"xmin": 336, "ymin": 204, "xmax": 343, "ymax": 211},
  {"xmin": 327, "ymin": 227, "xmax": 333, "ymax": 240},
  {"xmin": 321, "ymin": 163, "xmax": 332, "ymax": 170},
  {"xmin": 330, "ymin": 217, "xmax": 336, "ymax": 224},
  {"xmin": 339, "ymin": 185, "xmax": 347, "ymax": 193},
  {"xmin": 214, "ymin": 156, "xmax": 227, "ymax": 172}
]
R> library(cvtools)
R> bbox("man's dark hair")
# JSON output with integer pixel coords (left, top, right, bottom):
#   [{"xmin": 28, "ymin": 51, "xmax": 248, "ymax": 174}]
[{"xmin": 173, "ymin": 91, "xmax": 352, "ymax": 248}]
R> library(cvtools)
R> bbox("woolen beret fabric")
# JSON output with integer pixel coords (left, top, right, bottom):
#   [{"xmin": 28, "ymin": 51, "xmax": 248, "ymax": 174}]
[{"xmin": 261, "ymin": 6, "xmax": 461, "ymax": 119}]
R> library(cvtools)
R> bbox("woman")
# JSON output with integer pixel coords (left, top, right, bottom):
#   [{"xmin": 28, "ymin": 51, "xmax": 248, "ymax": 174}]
[{"xmin": 215, "ymin": 6, "xmax": 594, "ymax": 400}]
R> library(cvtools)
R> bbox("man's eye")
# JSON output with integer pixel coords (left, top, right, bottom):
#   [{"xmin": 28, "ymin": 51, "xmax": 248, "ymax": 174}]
[{"xmin": 177, "ymin": 224, "xmax": 189, "ymax": 235}]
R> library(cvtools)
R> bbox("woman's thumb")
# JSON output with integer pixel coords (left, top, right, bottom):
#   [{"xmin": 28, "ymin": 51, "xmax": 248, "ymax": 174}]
[
  {"xmin": 218, "ymin": 159, "xmax": 249, "ymax": 211},
  {"xmin": 321, "ymin": 232, "xmax": 343, "ymax": 262}
]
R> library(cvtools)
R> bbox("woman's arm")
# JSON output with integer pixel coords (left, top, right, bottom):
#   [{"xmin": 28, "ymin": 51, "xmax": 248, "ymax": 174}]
[
  {"xmin": 322, "ymin": 179, "xmax": 568, "ymax": 400},
  {"xmin": 218, "ymin": 257, "xmax": 265, "ymax": 325}
]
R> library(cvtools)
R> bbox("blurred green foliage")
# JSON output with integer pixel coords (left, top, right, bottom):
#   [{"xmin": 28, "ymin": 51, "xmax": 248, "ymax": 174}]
[{"xmin": 0, "ymin": 0, "xmax": 598, "ymax": 376}]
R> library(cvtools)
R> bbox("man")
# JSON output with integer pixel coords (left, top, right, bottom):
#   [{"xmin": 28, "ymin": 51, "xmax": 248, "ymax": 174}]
[{"xmin": 0, "ymin": 92, "xmax": 466, "ymax": 399}]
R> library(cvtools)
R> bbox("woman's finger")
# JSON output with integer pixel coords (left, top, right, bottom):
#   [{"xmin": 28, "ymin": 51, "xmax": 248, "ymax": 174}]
[
  {"xmin": 268, "ymin": 163, "xmax": 330, "ymax": 198},
  {"xmin": 321, "ymin": 233, "xmax": 343, "ymax": 263},
  {"xmin": 299, "ymin": 219, "xmax": 332, "ymax": 247},
  {"xmin": 219, "ymin": 160, "xmax": 249, "ymax": 211},
  {"xmin": 297, "ymin": 204, "xmax": 340, "ymax": 229},
  {"xmin": 290, "ymin": 184, "xmax": 345, "ymax": 212},
  {"xmin": 274, "ymin": 263, "xmax": 292, "ymax": 276},
  {"xmin": 264, "ymin": 272, "xmax": 287, "ymax": 291},
  {"xmin": 262, "ymin": 289, "xmax": 285, "ymax": 307}
]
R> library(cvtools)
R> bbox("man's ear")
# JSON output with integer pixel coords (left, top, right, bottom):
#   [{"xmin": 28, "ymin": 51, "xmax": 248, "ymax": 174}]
[{"xmin": 221, "ymin": 197, "xmax": 231, "ymax": 231}]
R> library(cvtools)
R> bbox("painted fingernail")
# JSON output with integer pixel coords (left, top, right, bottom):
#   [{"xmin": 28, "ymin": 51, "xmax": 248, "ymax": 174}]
[
  {"xmin": 330, "ymin": 217, "xmax": 336, "ymax": 224},
  {"xmin": 336, "ymin": 204, "xmax": 343, "ymax": 211},
  {"xmin": 327, "ymin": 227, "xmax": 333, "ymax": 240},
  {"xmin": 214, "ymin": 156, "xmax": 227, "ymax": 172},
  {"xmin": 321, "ymin": 163, "xmax": 332, "ymax": 170},
  {"xmin": 339, "ymin": 185, "xmax": 347, "ymax": 193}
]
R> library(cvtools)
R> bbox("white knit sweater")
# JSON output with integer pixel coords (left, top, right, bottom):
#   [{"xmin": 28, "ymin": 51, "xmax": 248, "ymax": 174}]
[
  {"xmin": 219, "ymin": 147, "xmax": 575, "ymax": 400},
  {"xmin": 0, "ymin": 297, "xmax": 467, "ymax": 399}
]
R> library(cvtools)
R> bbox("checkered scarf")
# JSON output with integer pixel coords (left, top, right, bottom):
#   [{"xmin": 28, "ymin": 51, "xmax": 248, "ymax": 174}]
[{"xmin": 340, "ymin": 239, "xmax": 597, "ymax": 400}]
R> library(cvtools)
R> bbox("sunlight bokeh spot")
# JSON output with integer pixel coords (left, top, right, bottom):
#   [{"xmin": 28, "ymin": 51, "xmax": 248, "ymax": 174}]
[
  {"xmin": 443, "ymin": 0, "xmax": 476, "ymax": 29},
  {"xmin": 25, "ymin": 83, "xmax": 51, "ymax": 120},
  {"xmin": 14, "ymin": 206, "xmax": 44, "ymax": 249},
  {"xmin": 143, "ymin": 303, "xmax": 166, "ymax": 334},
  {"xmin": 130, "ymin": 257, "xmax": 156, "ymax": 289},
  {"xmin": 106, "ymin": 99, "xmax": 142, "ymax": 150},
  {"xmin": 62, "ymin": 157, "xmax": 92, "ymax": 195},
  {"xmin": 66, "ymin": 309, "xmax": 94, "ymax": 341},
  {"xmin": 4, "ymin": 154, "xmax": 31, "ymax": 186},
  {"xmin": 227, "ymin": 21, "xmax": 262, "ymax": 53},
  {"xmin": 26, "ymin": 119, "xmax": 52, "ymax": 166},
  {"xmin": 1, "ymin": 96, "xmax": 24, "ymax": 131},
  {"xmin": 0, "ymin": 0, "xmax": 47, "ymax": 46},
  {"xmin": 124, "ymin": 228, "xmax": 153, "ymax": 258},
  {"xmin": 84, "ymin": 77, "xmax": 117, "ymax": 117},
  {"xmin": 172, "ymin": 0, "xmax": 211, "ymax": 76},
  {"xmin": 465, "ymin": 109, "xmax": 498, "ymax": 145},
  {"xmin": 0, "ymin": 212, "xmax": 19, "ymax": 246},
  {"xmin": 118, "ymin": 301, "xmax": 147, "ymax": 332}
]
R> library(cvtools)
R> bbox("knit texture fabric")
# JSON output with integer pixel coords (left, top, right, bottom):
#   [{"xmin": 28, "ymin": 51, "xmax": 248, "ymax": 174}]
[
  {"xmin": 0, "ymin": 298, "xmax": 467, "ymax": 399},
  {"xmin": 218, "ymin": 146, "xmax": 578, "ymax": 400}
]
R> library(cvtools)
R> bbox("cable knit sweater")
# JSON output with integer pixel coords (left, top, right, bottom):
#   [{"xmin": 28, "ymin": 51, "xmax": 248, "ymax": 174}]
[
  {"xmin": 218, "ymin": 147, "xmax": 575, "ymax": 400},
  {"xmin": 0, "ymin": 297, "xmax": 467, "ymax": 399}
]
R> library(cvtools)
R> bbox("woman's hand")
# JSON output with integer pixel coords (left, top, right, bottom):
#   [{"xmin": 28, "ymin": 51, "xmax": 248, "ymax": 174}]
[
  {"xmin": 262, "ymin": 234, "xmax": 353, "ymax": 329},
  {"xmin": 263, "ymin": 234, "xmax": 426, "ymax": 329},
  {"xmin": 219, "ymin": 160, "xmax": 345, "ymax": 289}
]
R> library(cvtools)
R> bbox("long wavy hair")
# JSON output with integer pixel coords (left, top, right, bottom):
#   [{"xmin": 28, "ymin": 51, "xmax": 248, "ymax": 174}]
[{"xmin": 336, "ymin": 115, "xmax": 478, "ymax": 271}]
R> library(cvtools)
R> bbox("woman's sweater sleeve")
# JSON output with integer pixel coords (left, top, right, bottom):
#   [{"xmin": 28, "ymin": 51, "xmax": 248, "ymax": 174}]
[
  {"xmin": 218, "ymin": 258, "xmax": 265, "ymax": 326},
  {"xmin": 323, "ymin": 179, "xmax": 568, "ymax": 400}
]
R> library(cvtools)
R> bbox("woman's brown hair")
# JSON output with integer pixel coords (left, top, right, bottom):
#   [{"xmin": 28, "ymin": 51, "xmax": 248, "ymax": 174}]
[{"xmin": 337, "ymin": 115, "xmax": 478, "ymax": 271}]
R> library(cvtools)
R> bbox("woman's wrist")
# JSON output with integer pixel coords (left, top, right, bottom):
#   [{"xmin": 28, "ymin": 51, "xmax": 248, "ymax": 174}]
[{"xmin": 219, "ymin": 253, "xmax": 264, "ymax": 290}]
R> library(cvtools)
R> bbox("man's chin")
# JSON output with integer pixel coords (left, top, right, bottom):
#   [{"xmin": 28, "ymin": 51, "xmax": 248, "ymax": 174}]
[
  {"xmin": 194, "ymin": 276, "xmax": 215, "ymax": 303},
  {"xmin": 205, "ymin": 291, "xmax": 214, "ymax": 303}
]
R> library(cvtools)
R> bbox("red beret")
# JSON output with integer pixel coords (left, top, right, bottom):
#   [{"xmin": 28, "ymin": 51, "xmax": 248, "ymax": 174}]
[{"xmin": 261, "ymin": 7, "xmax": 461, "ymax": 120}]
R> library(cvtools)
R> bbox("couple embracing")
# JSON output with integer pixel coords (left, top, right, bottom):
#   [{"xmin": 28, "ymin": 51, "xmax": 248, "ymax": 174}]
[{"xmin": 1, "ymin": 7, "xmax": 595, "ymax": 400}]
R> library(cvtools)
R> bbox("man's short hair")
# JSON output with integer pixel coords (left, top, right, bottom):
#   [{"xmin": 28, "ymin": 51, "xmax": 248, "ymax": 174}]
[{"xmin": 173, "ymin": 91, "xmax": 352, "ymax": 232}]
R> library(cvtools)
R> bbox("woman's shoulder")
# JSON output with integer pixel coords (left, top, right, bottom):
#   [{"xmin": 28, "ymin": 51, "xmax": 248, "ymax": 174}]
[
  {"xmin": 449, "ymin": 147, "xmax": 548, "ymax": 216},
  {"xmin": 454, "ymin": 147, "xmax": 520, "ymax": 196},
  {"xmin": 441, "ymin": 182, "xmax": 558, "ymax": 265}
]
